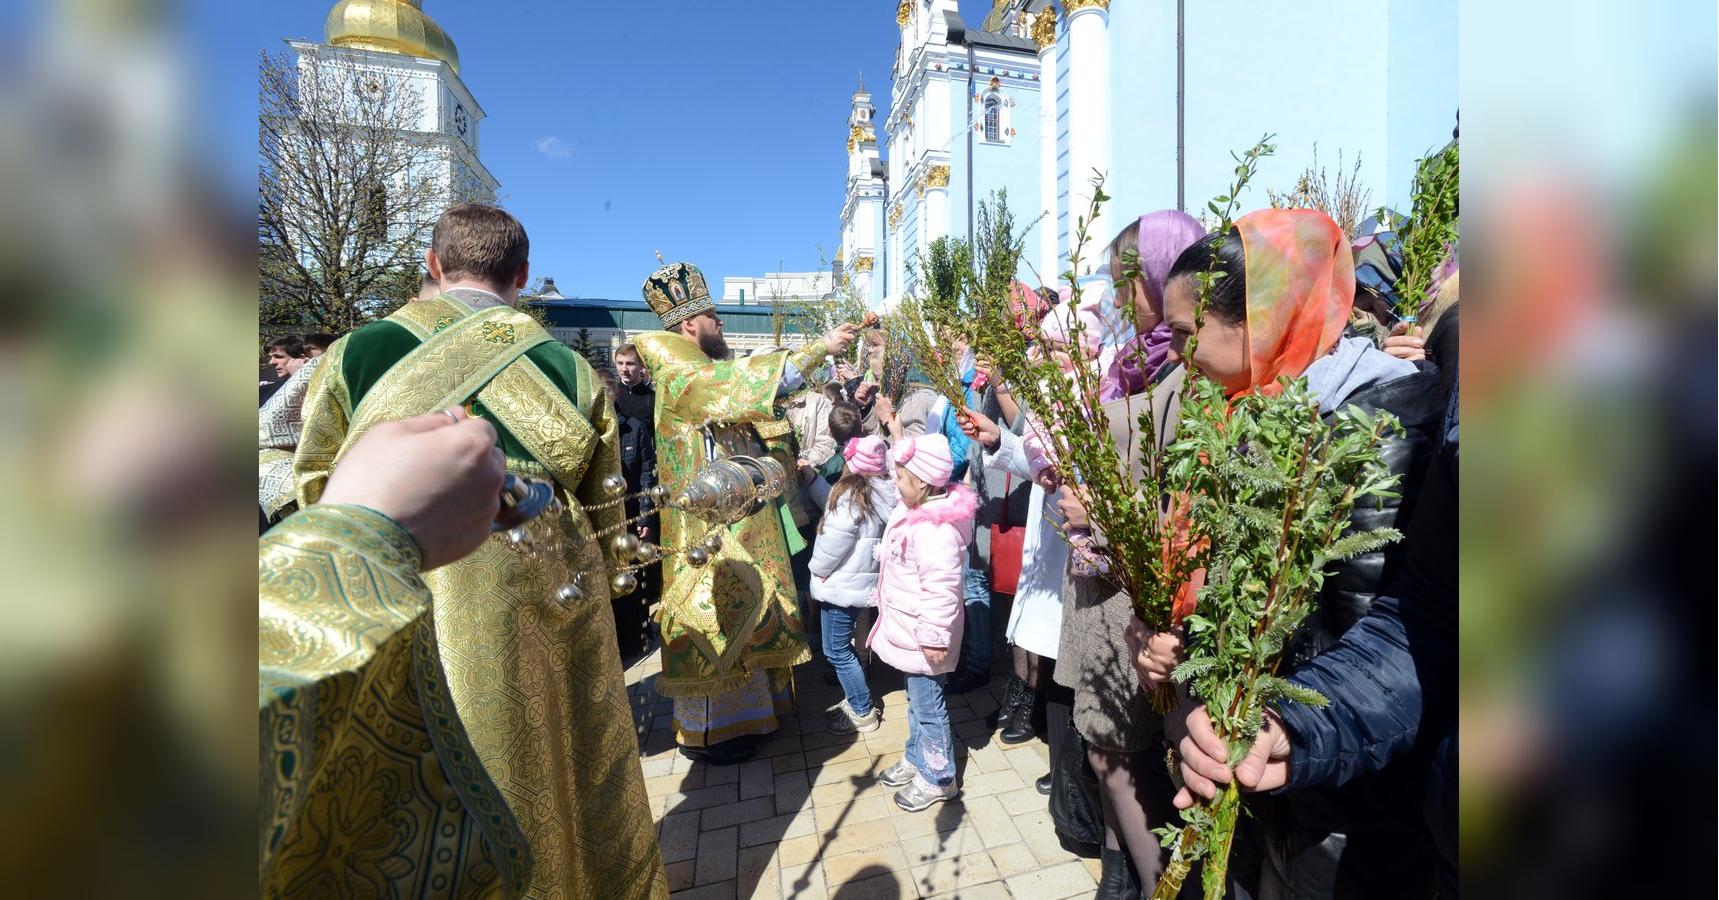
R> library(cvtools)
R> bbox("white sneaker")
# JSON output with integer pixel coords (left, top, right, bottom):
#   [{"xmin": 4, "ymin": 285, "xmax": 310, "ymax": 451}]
[
  {"xmin": 893, "ymin": 777, "xmax": 961, "ymax": 812},
  {"xmin": 825, "ymin": 701, "xmax": 882, "ymax": 735},
  {"xmin": 878, "ymin": 759, "xmax": 918, "ymax": 788}
]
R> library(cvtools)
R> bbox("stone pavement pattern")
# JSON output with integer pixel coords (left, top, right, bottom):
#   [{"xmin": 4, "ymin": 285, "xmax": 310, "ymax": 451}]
[{"xmin": 624, "ymin": 652, "xmax": 1104, "ymax": 900}]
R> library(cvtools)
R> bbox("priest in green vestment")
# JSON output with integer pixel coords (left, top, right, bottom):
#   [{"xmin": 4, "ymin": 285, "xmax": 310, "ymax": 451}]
[
  {"xmin": 632, "ymin": 261, "xmax": 859, "ymax": 764},
  {"xmin": 271, "ymin": 204, "xmax": 666, "ymax": 899}
]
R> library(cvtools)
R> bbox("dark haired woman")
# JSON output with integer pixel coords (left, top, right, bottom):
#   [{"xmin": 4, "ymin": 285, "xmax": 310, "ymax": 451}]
[{"xmin": 1134, "ymin": 208, "xmax": 1446, "ymax": 897}]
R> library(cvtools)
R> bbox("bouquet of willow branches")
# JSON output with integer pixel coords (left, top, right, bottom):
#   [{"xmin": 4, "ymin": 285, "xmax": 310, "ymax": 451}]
[
  {"xmin": 889, "ymin": 294, "xmax": 969, "ymax": 412},
  {"xmin": 883, "ymin": 193, "xmax": 1043, "ymax": 408},
  {"xmin": 1385, "ymin": 139, "xmax": 1459, "ymax": 323},
  {"xmin": 967, "ymin": 140, "xmax": 1277, "ymax": 641},
  {"xmin": 1147, "ymin": 376, "xmax": 1402, "ymax": 900}
]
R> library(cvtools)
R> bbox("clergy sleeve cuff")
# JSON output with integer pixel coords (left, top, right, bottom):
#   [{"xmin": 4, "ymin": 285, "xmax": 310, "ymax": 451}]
[
  {"xmin": 787, "ymin": 343, "xmax": 827, "ymax": 388},
  {"xmin": 266, "ymin": 503, "xmax": 426, "ymax": 573}
]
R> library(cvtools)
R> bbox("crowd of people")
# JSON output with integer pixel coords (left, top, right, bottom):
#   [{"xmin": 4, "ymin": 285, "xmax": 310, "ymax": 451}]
[{"xmin": 259, "ymin": 195, "xmax": 1456, "ymax": 899}]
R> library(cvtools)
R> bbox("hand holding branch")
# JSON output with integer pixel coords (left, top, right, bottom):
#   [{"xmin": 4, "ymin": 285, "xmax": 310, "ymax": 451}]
[
  {"xmin": 1166, "ymin": 702, "xmax": 1293, "ymax": 809},
  {"xmin": 957, "ymin": 408, "xmax": 1002, "ymax": 451}
]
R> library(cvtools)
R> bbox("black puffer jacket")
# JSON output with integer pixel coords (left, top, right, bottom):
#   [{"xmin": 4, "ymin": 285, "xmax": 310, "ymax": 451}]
[{"xmin": 1285, "ymin": 364, "xmax": 1445, "ymax": 667}]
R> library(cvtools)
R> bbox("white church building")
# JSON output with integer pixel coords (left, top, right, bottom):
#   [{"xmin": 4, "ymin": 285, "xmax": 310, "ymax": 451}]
[{"xmin": 840, "ymin": 0, "xmax": 1458, "ymax": 310}]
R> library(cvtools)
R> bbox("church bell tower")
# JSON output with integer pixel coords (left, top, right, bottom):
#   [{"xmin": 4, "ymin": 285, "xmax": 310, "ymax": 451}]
[
  {"xmin": 839, "ymin": 74, "xmax": 886, "ymax": 308},
  {"xmin": 295, "ymin": 0, "xmax": 500, "ymax": 206}
]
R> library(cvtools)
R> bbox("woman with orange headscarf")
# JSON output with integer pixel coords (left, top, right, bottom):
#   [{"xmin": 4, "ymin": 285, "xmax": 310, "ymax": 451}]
[{"xmin": 1133, "ymin": 209, "xmax": 1447, "ymax": 897}]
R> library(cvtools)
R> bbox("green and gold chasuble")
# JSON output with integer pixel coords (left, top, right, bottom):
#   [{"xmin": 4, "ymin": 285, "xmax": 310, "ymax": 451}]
[
  {"xmin": 264, "ymin": 294, "xmax": 666, "ymax": 899},
  {"xmin": 631, "ymin": 333, "xmax": 825, "ymax": 705}
]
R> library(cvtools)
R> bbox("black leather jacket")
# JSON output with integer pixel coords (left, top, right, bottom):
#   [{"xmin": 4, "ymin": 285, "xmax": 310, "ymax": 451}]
[{"xmin": 1287, "ymin": 364, "xmax": 1445, "ymax": 667}]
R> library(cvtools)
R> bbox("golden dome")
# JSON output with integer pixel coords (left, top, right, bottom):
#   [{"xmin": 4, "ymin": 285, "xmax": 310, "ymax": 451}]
[{"xmin": 325, "ymin": 0, "xmax": 460, "ymax": 74}]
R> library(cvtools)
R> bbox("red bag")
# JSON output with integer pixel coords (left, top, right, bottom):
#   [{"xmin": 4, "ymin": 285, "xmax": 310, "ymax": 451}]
[{"xmin": 989, "ymin": 473, "xmax": 1025, "ymax": 595}]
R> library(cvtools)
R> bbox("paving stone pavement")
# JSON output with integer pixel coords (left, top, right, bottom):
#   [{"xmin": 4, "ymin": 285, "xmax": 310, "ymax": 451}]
[{"xmin": 624, "ymin": 647, "xmax": 1103, "ymax": 900}]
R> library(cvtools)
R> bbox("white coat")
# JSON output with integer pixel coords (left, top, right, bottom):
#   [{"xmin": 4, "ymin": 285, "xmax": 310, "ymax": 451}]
[
  {"xmin": 984, "ymin": 426, "xmax": 1065, "ymax": 660},
  {"xmin": 808, "ymin": 476, "xmax": 899, "ymax": 608}
]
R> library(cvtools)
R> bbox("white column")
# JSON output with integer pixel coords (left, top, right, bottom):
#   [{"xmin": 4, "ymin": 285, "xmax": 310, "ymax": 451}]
[
  {"xmin": 926, "ymin": 164, "xmax": 951, "ymax": 246},
  {"xmin": 1065, "ymin": 1, "xmax": 1112, "ymax": 269},
  {"xmin": 1036, "ymin": 21, "xmax": 1059, "ymax": 280},
  {"xmin": 890, "ymin": 213, "xmax": 904, "ymax": 305},
  {"xmin": 928, "ymin": 188, "xmax": 948, "ymax": 247}
]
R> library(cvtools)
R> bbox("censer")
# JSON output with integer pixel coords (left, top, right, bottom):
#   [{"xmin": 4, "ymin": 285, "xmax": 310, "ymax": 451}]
[
  {"xmin": 509, "ymin": 454, "xmax": 789, "ymax": 605},
  {"xmin": 675, "ymin": 455, "xmax": 788, "ymax": 523}
]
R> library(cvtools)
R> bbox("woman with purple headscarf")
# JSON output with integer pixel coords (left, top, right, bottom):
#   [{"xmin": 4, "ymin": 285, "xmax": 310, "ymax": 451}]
[{"xmin": 1099, "ymin": 211, "xmax": 1207, "ymax": 402}]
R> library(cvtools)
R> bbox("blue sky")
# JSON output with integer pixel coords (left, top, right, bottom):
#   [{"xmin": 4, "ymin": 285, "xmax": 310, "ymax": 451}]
[{"xmin": 255, "ymin": 2, "xmax": 1004, "ymax": 299}]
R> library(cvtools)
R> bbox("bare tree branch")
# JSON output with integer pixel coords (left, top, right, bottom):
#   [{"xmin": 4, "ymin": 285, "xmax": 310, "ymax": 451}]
[{"xmin": 259, "ymin": 48, "xmax": 470, "ymax": 337}]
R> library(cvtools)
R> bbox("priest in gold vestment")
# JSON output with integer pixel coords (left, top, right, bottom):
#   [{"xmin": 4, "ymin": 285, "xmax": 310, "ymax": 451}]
[
  {"xmin": 264, "ymin": 204, "xmax": 665, "ymax": 898},
  {"xmin": 633, "ymin": 262, "xmax": 858, "ymax": 764}
]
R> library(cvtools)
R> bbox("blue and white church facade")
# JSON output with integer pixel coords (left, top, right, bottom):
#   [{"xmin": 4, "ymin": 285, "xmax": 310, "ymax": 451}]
[
  {"xmin": 844, "ymin": 0, "xmax": 1457, "ymax": 309},
  {"xmin": 840, "ymin": 0, "xmax": 1045, "ymax": 309}
]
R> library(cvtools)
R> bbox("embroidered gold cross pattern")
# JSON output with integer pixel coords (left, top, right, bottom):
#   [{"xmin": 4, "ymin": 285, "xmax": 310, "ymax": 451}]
[
  {"xmin": 435, "ymin": 315, "xmax": 459, "ymax": 332},
  {"xmin": 481, "ymin": 322, "xmax": 517, "ymax": 345}
]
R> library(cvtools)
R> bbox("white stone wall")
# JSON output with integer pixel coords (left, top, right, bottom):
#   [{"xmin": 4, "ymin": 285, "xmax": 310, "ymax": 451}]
[{"xmin": 720, "ymin": 272, "xmax": 833, "ymax": 304}]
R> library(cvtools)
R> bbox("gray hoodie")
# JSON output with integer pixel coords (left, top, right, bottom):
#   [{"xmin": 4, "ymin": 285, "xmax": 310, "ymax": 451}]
[{"xmin": 1301, "ymin": 336, "xmax": 1419, "ymax": 414}]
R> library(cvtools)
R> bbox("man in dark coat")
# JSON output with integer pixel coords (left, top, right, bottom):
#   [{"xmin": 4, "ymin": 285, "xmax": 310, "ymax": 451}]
[{"xmin": 611, "ymin": 343, "xmax": 659, "ymax": 657}]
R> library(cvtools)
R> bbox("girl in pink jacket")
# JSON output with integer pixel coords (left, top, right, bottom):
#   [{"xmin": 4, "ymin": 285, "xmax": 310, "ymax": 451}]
[{"xmin": 870, "ymin": 433, "xmax": 978, "ymax": 811}]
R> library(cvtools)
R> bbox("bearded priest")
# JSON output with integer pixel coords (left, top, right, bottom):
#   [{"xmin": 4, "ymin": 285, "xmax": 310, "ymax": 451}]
[{"xmin": 633, "ymin": 261, "xmax": 860, "ymax": 765}]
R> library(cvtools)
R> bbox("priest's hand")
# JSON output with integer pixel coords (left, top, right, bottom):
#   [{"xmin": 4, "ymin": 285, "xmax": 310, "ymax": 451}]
[
  {"xmin": 853, "ymin": 381, "xmax": 879, "ymax": 407},
  {"xmin": 322, "ymin": 407, "xmax": 505, "ymax": 570},
  {"xmin": 824, "ymin": 322, "xmax": 861, "ymax": 357}
]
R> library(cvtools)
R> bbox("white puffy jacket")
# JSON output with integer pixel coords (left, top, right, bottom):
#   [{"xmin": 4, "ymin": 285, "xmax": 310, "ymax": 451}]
[{"xmin": 808, "ymin": 476, "xmax": 898, "ymax": 608}]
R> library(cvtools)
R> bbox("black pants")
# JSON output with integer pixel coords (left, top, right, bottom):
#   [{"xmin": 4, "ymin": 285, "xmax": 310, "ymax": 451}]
[
  {"xmin": 791, "ymin": 523, "xmax": 820, "ymax": 660},
  {"xmin": 611, "ymin": 561, "xmax": 660, "ymax": 660},
  {"xmin": 1043, "ymin": 660, "xmax": 1105, "ymax": 854}
]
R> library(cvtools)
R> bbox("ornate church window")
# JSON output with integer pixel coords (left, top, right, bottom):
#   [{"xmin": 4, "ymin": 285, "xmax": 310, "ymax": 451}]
[{"xmin": 983, "ymin": 93, "xmax": 1002, "ymax": 143}]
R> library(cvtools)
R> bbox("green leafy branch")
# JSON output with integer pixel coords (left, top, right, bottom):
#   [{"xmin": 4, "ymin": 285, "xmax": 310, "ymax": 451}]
[{"xmin": 1386, "ymin": 140, "xmax": 1459, "ymax": 322}]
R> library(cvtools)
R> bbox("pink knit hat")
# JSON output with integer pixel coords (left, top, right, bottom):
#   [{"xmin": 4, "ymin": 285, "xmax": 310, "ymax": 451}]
[
  {"xmin": 893, "ymin": 434, "xmax": 954, "ymax": 488},
  {"xmin": 842, "ymin": 435, "xmax": 888, "ymax": 476}
]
